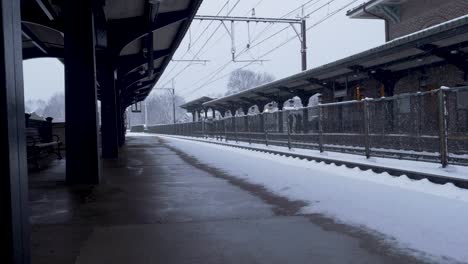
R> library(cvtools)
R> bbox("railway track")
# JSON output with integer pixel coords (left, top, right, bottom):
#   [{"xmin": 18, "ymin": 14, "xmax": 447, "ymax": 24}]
[{"xmin": 158, "ymin": 134, "xmax": 468, "ymax": 189}]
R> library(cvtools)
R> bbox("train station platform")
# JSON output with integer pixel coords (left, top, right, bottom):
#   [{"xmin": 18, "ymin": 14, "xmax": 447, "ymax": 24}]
[{"xmin": 28, "ymin": 135, "xmax": 424, "ymax": 264}]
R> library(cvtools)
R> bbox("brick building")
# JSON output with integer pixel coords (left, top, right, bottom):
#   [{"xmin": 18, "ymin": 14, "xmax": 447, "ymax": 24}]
[
  {"xmin": 202, "ymin": 0, "xmax": 468, "ymax": 120},
  {"xmin": 346, "ymin": 0, "xmax": 468, "ymax": 99},
  {"xmin": 348, "ymin": 0, "xmax": 468, "ymax": 41}
]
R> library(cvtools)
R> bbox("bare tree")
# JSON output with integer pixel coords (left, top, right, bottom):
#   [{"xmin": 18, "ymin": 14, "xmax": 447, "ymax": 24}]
[
  {"xmin": 42, "ymin": 93, "xmax": 65, "ymax": 122},
  {"xmin": 127, "ymin": 91, "xmax": 187, "ymax": 127},
  {"xmin": 226, "ymin": 69, "xmax": 274, "ymax": 95},
  {"xmin": 25, "ymin": 93, "xmax": 65, "ymax": 122}
]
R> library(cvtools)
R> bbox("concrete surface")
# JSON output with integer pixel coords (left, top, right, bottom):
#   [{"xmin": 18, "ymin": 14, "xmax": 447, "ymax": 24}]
[{"xmin": 30, "ymin": 135, "xmax": 427, "ymax": 264}]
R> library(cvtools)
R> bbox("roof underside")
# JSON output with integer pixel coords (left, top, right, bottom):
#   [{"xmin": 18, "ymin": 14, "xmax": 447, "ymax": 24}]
[
  {"xmin": 180, "ymin": 96, "xmax": 215, "ymax": 110},
  {"xmin": 204, "ymin": 15, "xmax": 468, "ymax": 109},
  {"xmin": 21, "ymin": 0, "xmax": 203, "ymax": 107},
  {"xmin": 346, "ymin": 0, "xmax": 405, "ymax": 21}
]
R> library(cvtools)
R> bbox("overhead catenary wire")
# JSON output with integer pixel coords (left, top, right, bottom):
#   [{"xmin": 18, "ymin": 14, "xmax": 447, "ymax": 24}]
[
  {"xmin": 161, "ymin": 0, "xmax": 267, "ymax": 85},
  {"xmin": 184, "ymin": 0, "xmax": 336, "ymax": 92},
  {"xmin": 159, "ymin": 1, "xmax": 230, "ymax": 83},
  {"xmin": 163, "ymin": 0, "xmax": 325, "ymax": 87},
  {"xmin": 182, "ymin": 0, "xmax": 359, "ymax": 98},
  {"xmin": 159, "ymin": 0, "xmax": 242, "ymax": 88}
]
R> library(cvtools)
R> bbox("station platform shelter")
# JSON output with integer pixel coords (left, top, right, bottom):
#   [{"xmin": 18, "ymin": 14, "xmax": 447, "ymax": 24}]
[{"xmin": 1, "ymin": 0, "xmax": 202, "ymax": 262}]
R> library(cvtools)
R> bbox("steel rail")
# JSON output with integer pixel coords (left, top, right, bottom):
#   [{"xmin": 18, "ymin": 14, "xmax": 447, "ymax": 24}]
[{"xmin": 157, "ymin": 134, "xmax": 468, "ymax": 189}]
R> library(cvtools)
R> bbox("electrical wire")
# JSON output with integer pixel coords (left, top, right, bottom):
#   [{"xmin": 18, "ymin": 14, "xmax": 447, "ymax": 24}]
[
  {"xmin": 164, "ymin": 0, "xmax": 324, "ymax": 87},
  {"xmin": 159, "ymin": 1, "xmax": 230, "ymax": 83},
  {"xmin": 159, "ymin": 0, "xmax": 242, "ymax": 87},
  {"xmin": 185, "ymin": 0, "xmax": 335, "ymax": 91},
  {"xmin": 182, "ymin": 0, "xmax": 359, "ymax": 97}
]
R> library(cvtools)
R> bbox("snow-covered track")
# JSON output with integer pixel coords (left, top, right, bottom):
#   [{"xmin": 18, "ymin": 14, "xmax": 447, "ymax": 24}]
[{"xmin": 159, "ymin": 135, "xmax": 468, "ymax": 189}]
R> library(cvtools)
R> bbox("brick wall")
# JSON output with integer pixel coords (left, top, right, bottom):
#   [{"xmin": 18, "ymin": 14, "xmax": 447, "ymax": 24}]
[
  {"xmin": 331, "ymin": 64, "xmax": 467, "ymax": 102},
  {"xmin": 389, "ymin": 0, "xmax": 468, "ymax": 40},
  {"xmin": 394, "ymin": 64, "xmax": 465, "ymax": 94}
]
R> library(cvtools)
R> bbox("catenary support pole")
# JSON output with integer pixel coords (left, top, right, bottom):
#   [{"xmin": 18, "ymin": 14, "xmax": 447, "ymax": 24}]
[
  {"xmin": 64, "ymin": 0, "xmax": 101, "ymax": 184},
  {"xmin": 301, "ymin": 19, "xmax": 307, "ymax": 71},
  {"xmin": 0, "ymin": 0, "xmax": 31, "ymax": 262}
]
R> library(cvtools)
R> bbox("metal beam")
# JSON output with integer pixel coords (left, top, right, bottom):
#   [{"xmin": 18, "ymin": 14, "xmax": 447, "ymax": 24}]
[
  {"xmin": 21, "ymin": 24, "xmax": 48, "ymax": 54},
  {"xmin": 109, "ymin": 10, "xmax": 190, "ymax": 55},
  {"xmin": 22, "ymin": 46, "xmax": 63, "ymax": 60},
  {"xmin": 194, "ymin": 15, "xmax": 302, "ymax": 24},
  {"xmin": 119, "ymin": 68, "xmax": 161, "ymax": 89},
  {"xmin": 418, "ymin": 43, "xmax": 468, "ymax": 73},
  {"xmin": 239, "ymin": 96, "xmax": 261, "ymax": 106},
  {"xmin": 125, "ymin": 79, "xmax": 155, "ymax": 93},
  {"xmin": 118, "ymin": 50, "xmax": 170, "ymax": 76},
  {"xmin": 254, "ymin": 92, "xmax": 276, "ymax": 101},
  {"xmin": 34, "ymin": 0, "xmax": 57, "ymax": 20}
]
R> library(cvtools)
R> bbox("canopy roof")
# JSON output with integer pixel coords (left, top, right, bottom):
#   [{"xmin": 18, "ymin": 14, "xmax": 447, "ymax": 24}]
[
  {"xmin": 21, "ymin": 0, "xmax": 203, "ymax": 107},
  {"xmin": 204, "ymin": 14, "xmax": 468, "ymax": 109},
  {"xmin": 346, "ymin": 0, "xmax": 405, "ymax": 22},
  {"xmin": 180, "ymin": 96, "xmax": 215, "ymax": 111}
]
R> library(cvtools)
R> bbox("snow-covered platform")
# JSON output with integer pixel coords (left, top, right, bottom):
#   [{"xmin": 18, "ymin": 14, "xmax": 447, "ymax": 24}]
[
  {"xmin": 158, "ymin": 134, "xmax": 468, "ymax": 263},
  {"xmin": 158, "ymin": 134, "xmax": 468, "ymax": 188},
  {"xmin": 30, "ymin": 134, "xmax": 444, "ymax": 264}
]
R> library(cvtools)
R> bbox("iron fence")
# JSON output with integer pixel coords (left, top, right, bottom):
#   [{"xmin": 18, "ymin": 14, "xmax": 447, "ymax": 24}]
[{"xmin": 146, "ymin": 87, "xmax": 468, "ymax": 167}]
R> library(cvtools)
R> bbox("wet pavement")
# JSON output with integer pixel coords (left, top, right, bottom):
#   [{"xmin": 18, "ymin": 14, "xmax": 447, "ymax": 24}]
[{"xmin": 30, "ymin": 135, "xmax": 426, "ymax": 264}]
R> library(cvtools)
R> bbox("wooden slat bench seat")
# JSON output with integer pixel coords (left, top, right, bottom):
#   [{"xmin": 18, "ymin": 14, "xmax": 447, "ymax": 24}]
[{"xmin": 26, "ymin": 127, "xmax": 62, "ymax": 169}]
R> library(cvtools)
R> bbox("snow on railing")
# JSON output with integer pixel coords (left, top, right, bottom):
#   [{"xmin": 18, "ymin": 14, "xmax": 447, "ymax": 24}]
[{"xmin": 146, "ymin": 86, "xmax": 468, "ymax": 167}]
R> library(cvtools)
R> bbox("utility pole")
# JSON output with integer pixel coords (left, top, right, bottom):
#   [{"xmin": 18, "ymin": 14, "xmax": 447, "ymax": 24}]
[
  {"xmin": 300, "ymin": 6, "xmax": 307, "ymax": 71},
  {"xmin": 194, "ymin": 14, "xmax": 308, "ymax": 70},
  {"xmin": 144, "ymin": 99, "xmax": 148, "ymax": 128},
  {"xmin": 301, "ymin": 18, "xmax": 307, "ymax": 71},
  {"xmin": 172, "ymin": 79, "xmax": 176, "ymax": 124}
]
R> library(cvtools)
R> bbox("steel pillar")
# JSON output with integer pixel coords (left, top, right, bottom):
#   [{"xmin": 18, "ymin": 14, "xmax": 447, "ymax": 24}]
[
  {"xmin": 100, "ymin": 58, "xmax": 119, "ymax": 159},
  {"xmin": 64, "ymin": 0, "xmax": 100, "ymax": 184},
  {"xmin": 0, "ymin": 0, "xmax": 30, "ymax": 262},
  {"xmin": 277, "ymin": 102, "xmax": 284, "ymax": 133},
  {"xmin": 300, "ymin": 96, "xmax": 309, "ymax": 133},
  {"xmin": 116, "ymin": 91, "xmax": 125, "ymax": 147}
]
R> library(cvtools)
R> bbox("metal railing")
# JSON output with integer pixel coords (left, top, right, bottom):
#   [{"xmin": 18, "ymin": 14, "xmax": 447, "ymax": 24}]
[{"xmin": 145, "ymin": 87, "xmax": 468, "ymax": 167}]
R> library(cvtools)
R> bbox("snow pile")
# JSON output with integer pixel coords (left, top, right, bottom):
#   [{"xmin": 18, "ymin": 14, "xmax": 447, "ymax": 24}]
[
  {"xmin": 163, "ymin": 136, "xmax": 468, "ymax": 263},
  {"xmin": 164, "ymin": 135, "xmax": 468, "ymax": 180}
]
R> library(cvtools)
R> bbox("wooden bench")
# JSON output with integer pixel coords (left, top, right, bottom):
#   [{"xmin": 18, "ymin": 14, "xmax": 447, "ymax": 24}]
[{"xmin": 26, "ymin": 127, "xmax": 62, "ymax": 169}]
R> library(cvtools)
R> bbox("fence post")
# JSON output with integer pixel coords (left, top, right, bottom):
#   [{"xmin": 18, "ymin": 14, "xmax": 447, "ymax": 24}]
[
  {"xmin": 234, "ymin": 117, "xmax": 238, "ymax": 143},
  {"xmin": 363, "ymin": 99, "xmax": 371, "ymax": 159},
  {"xmin": 318, "ymin": 105, "xmax": 324, "ymax": 153},
  {"xmin": 224, "ymin": 119, "xmax": 228, "ymax": 142},
  {"xmin": 438, "ymin": 89, "xmax": 449, "ymax": 168},
  {"xmin": 287, "ymin": 111, "xmax": 292, "ymax": 150},
  {"xmin": 246, "ymin": 116, "xmax": 251, "ymax": 145},
  {"xmin": 265, "ymin": 129, "xmax": 269, "ymax": 146}
]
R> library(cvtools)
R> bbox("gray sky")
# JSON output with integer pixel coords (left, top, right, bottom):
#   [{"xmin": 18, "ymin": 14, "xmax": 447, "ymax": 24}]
[{"xmin": 23, "ymin": 0, "xmax": 383, "ymax": 102}]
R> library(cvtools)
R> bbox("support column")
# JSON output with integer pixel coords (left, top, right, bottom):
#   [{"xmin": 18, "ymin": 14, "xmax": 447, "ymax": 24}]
[
  {"xmin": 277, "ymin": 101, "xmax": 284, "ymax": 133},
  {"xmin": 258, "ymin": 104, "xmax": 265, "ymax": 132},
  {"xmin": 300, "ymin": 96, "xmax": 309, "ymax": 133},
  {"xmin": 242, "ymin": 105, "xmax": 249, "ymax": 132},
  {"xmin": 64, "ymin": 0, "xmax": 100, "ymax": 184},
  {"xmin": 99, "ymin": 58, "xmax": 119, "ymax": 159},
  {"xmin": 119, "ymin": 105, "xmax": 126, "ymax": 146},
  {"xmin": 0, "ymin": 0, "xmax": 30, "ymax": 262}
]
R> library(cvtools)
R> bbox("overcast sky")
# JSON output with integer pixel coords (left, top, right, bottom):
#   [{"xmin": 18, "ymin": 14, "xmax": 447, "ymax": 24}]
[{"xmin": 23, "ymin": 0, "xmax": 384, "ymax": 102}]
